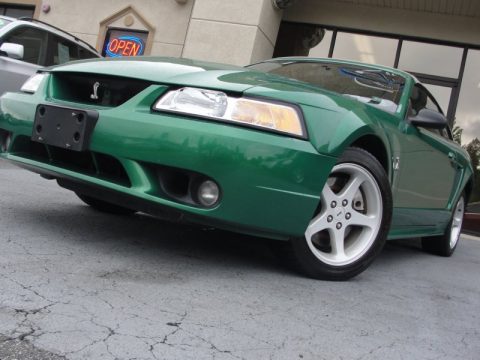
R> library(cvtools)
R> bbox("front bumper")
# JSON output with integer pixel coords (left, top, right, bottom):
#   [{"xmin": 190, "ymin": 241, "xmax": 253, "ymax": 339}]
[{"xmin": 0, "ymin": 89, "xmax": 337, "ymax": 239}]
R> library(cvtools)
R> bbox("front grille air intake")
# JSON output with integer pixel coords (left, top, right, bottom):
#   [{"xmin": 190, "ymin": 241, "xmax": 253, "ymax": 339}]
[
  {"xmin": 11, "ymin": 136, "xmax": 131, "ymax": 187},
  {"xmin": 50, "ymin": 72, "xmax": 151, "ymax": 107}
]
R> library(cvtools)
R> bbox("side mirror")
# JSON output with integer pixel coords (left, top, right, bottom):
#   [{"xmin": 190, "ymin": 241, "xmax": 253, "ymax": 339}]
[
  {"xmin": 0, "ymin": 43, "xmax": 24, "ymax": 60},
  {"xmin": 409, "ymin": 108, "xmax": 448, "ymax": 130}
]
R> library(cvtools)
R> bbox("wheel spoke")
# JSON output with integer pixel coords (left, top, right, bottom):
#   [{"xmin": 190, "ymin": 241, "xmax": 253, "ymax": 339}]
[
  {"xmin": 339, "ymin": 174, "xmax": 365, "ymax": 203},
  {"xmin": 305, "ymin": 212, "xmax": 330, "ymax": 239},
  {"xmin": 349, "ymin": 211, "xmax": 377, "ymax": 229},
  {"xmin": 330, "ymin": 227, "xmax": 346, "ymax": 260},
  {"xmin": 321, "ymin": 183, "xmax": 337, "ymax": 206}
]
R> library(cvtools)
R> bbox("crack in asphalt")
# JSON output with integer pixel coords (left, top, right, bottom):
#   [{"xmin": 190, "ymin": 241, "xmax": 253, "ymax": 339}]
[{"xmin": 1, "ymin": 166, "xmax": 480, "ymax": 359}]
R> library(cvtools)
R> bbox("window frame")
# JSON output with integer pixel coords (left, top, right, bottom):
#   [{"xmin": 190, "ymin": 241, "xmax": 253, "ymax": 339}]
[
  {"xmin": 407, "ymin": 83, "xmax": 453, "ymax": 141},
  {"xmin": 0, "ymin": 24, "xmax": 49, "ymax": 66},
  {"xmin": 0, "ymin": 4, "xmax": 35, "ymax": 18},
  {"xmin": 280, "ymin": 21, "xmax": 474, "ymax": 128}
]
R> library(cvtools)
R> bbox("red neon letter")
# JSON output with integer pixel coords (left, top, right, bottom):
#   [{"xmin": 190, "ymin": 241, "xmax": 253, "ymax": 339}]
[
  {"xmin": 108, "ymin": 38, "xmax": 118, "ymax": 52},
  {"xmin": 131, "ymin": 42, "xmax": 140, "ymax": 56},
  {"xmin": 117, "ymin": 40, "xmax": 126, "ymax": 53},
  {"xmin": 123, "ymin": 41, "xmax": 133, "ymax": 56}
]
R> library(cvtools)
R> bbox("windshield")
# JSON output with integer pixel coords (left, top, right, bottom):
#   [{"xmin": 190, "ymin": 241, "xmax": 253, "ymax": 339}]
[
  {"xmin": 247, "ymin": 61, "xmax": 405, "ymax": 113},
  {"xmin": 0, "ymin": 18, "xmax": 11, "ymax": 29}
]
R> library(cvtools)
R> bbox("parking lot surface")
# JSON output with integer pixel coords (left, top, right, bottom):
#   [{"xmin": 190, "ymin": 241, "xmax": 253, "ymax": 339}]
[{"xmin": 1, "ymin": 160, "xmax": 480, "ymax": 360}]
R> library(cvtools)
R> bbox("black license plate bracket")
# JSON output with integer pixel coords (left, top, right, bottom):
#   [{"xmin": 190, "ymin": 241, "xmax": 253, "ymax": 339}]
[{"xmin": 31, "ymin": 104, "xmax": 99, "ymax": 152}]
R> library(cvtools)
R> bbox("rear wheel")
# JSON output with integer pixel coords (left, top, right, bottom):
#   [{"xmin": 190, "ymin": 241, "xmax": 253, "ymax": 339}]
[
  {"xmin": 76, "ymin": 193, "xmax": 137, "ymax": 215},
  {"xmin": 421, "ymin": 195, "xmax": 465, "ymax": 257},
  {"xmin": 283, "ymin": 148, "xmax": 392, "ymax": 280}
]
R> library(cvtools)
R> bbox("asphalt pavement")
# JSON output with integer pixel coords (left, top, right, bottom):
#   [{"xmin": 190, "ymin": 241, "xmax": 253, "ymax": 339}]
[{"xmin": 1, "ymin": 159, "xmax": 480, "ymax": 360}]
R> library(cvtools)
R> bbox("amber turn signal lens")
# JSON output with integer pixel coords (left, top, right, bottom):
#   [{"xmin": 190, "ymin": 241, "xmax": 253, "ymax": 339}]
[{"xmin": 230, "ymin": 99, "xmax": 304, "ymax": 137}]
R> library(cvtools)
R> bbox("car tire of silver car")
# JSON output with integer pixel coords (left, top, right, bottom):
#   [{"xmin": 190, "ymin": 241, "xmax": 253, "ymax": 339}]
[
  {"xmin": 285, "ymin": 147, "xmax": 392, "ymax": 280},
  {"xmin": 421, "ymin": 194, "xmax": 465, "ymax": 257},
  {"xmin": 76, "ymin": 193, "xmax": 137, "ymax": 215}
]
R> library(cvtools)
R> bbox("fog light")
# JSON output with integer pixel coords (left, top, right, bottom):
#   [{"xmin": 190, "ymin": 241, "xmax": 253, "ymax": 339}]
[{"xmin": 198, "ymin": 180, "xmax": 220, "ymax": 207}]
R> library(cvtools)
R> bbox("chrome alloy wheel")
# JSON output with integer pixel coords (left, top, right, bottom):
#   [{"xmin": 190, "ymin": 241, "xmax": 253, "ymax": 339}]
[
  {"xmin": 305, "ymin": 163, "xmax": 383, "ymax": 266},
  {"xmin": 449, "ymin": 196, "xmax": 465, "ymax": 249}
]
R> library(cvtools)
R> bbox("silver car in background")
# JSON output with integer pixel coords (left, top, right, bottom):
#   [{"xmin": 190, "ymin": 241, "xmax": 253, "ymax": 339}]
[{"xmin": 0, "ymin": 16, "xmax": 100, "ymax": 95}]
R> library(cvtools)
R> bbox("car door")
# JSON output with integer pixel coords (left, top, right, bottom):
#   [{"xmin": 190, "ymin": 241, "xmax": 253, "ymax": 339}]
[
  {"xmin": 0, "ymin": 25, "xmax": 48, "ymax": 94},
  {"xmin": 393, "ymin": 84, "xmax": 461, "ymax": 224}
]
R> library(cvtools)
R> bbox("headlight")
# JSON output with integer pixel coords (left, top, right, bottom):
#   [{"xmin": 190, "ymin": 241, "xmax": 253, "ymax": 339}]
[
  {"xmin": 153, "ymin": 87, "xmax": 306, "ymax": 138},
  {"xmin": 20, "ymin": 73, "xmax": 46, "ymax": 94}
]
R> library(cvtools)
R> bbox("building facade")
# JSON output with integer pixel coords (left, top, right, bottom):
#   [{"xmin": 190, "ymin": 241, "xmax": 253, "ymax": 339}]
[{"xmin": 1, "ymin": 0, "xmax": 479, "ymax": 199}]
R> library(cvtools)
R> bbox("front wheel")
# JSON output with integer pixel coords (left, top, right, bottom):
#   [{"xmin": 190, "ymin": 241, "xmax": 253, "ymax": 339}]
[
  {"xmin": 286, "ymin": 148, "xmax": 392, "ymax": 280},
  {"xmin": 421, "ymin": 195, "xmax": 465, "ymax": 257}
]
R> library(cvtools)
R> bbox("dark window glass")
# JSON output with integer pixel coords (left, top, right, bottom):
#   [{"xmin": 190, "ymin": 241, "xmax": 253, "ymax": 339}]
[
  {"xmin": 1, "ymin": 26, "xmax": 47, "ymax": 65},
  {"xmin": 0, "ymin": 7, "xmax": 5, "ymax": 15},
  {"xmin": 410, "ymin": 85, "xmax": 450, "ymax": 139},
  {"xmin": 78, "ymin": 46, "xmax": 97, "ymax": 60},
  {"xmin": 46, "ymin": 36, "xmax": 97, "ymax": 65},
  {"xmin": 410, "ymin": 85, "xmax": 441, "ymax": 115},
  {"xmin": 248, "ymin": 61, "xmax": 405, "ymax": 113},
  {"xmin": 47, "ymin": 35, "xmax": 80, "ymax": 65},
  {"xmin": 5, "ymin": 6, "xmax": 34, "ymax": 19}
]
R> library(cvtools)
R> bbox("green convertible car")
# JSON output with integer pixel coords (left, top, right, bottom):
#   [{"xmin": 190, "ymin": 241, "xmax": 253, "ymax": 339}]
[{"xmin": 0, "ymin": 57, "xmax": 473, "ymax": 280}]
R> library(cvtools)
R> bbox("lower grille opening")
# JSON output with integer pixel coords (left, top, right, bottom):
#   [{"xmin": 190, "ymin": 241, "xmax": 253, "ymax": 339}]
[
  {"xmin": 161, "ymin": 169, "xmax": 191, "ymax": 199},
  {"xmin": 49, "ymin": 145, "xmax": 96, "ymax": 173},
  {"xmin": 11, "ymin": 135, "xmax": 48, "ymax": 160},
  {"xmin": 0, "ymin": 129, "xmax": 13, "ymax": 153},
  {"xmin": 11, "ymin": 135, "xmax": 131, "ymax": 187},
  {"xmin": 95, "ymin": 153, "xmax": 131, "ymax": 186},
  {"xmin": 143, "ymin": 163, "xmax": 219, "ymax": 207}
]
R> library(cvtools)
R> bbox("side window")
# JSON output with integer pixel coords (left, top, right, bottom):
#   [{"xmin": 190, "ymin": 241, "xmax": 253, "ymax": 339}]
[
  {"xmin": 78, "ymin": 46, "xmax": 97, "ymax": 60},
  {"xmin": 47, "ymin": 35, "xmax": 80, "ymax": 66},
  {"xmin": 1, "ymin": 26, "xmax": 48, "ymax": 65},
  {"xmin": 47, "ymin": 36, "xmax": 98, "ymax": 65},
  {"xmin": 409, "ymin": 84, "xmax": 450, "ymax": 139},
  {"xmin": 410, "ymin": 84, "xmax": 441, "ymax": 116}
]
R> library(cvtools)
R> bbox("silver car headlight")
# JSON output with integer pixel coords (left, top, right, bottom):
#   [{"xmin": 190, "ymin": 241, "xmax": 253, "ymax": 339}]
[
  {"xmin": 20, "ymin": 73, "xmax": 47, "ymax": 94},
  {"xmin": 153, "ymin": 87, "xmax": 306, "ymax": 138}
]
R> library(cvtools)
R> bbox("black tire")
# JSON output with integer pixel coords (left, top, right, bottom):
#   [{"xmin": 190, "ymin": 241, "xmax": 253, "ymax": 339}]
[
  {"xmin": 275, "ymin": 147, "xmax": 392, "ymax": 281},
  {"xmin": 421, "ymin": 194, "xmax": 465, "ymax": 257},
  {"xmin": 76, "ymin": 193, "xmax": 137, "ymax": 215}
]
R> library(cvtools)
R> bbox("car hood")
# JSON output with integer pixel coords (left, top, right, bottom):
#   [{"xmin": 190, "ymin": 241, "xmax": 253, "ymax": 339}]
[
  {"xmin": 48, "ymin": 57, "xmax": 282, "ymax": 92},
  {"xmin": 47, "ymin": 57, "xmax": 360, "ymax": 113}
]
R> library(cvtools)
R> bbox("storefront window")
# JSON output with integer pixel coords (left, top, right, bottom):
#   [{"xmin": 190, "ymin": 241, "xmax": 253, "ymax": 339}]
[
  {"xmin": 1, "ymin": 5, "xmax": 34, "ymax": 18},
  {"xmin": 424, "ymin": 84, "xmax": 452, "ymax": 115},
  {"xmin": 399, "ymin": 41, "xmax": 463, "ymax": 78},
  {"xmin": 456, "ymin": 50, "xmax": 480, "ymax": 204},
  {"xmin": 332, "ymin": 33, "xmax": 397, "ymax": 66},
  {"xmin": 308, "ymin": 30, "xmax": 333, "ymax": 58},
  {"xmin": 456, "ymin": 50, "xmax": 480, "ymax": 146}
]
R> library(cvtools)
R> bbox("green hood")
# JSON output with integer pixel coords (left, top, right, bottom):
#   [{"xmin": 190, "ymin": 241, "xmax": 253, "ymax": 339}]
[
  {"xmin": 47, "ymin": 57, "xmax": 282, "ymax": 93},
  {"xmin": 47, "ymin": 57, "xmax": 357, "ymax": 113}
]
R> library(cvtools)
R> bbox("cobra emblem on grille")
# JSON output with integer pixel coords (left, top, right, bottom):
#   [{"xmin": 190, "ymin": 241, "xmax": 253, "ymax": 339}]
[{"xmin": 90, "ymin": 82, "xmax": 100, "ymax": 100}]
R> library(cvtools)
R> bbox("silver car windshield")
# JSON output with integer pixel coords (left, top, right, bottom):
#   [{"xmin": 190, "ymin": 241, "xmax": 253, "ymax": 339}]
[
  {"xmin": 0, "ymin": 18, "xmax": 12, "ymax": 29},
  {"xmin": 247, "ymin": 61, "xmax": 405, "ymax": 113}
]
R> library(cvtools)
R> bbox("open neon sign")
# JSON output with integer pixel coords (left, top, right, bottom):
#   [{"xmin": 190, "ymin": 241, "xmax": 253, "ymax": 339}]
[{"xmin": 105, "ymin": 35, "xmax": 145, "ymax": 57}]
